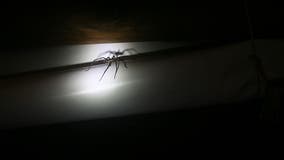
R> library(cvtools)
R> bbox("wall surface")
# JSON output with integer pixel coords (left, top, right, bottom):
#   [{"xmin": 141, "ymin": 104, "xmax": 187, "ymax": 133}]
[{"xmin": 0, "ymin": 41, "xmax": 270, "ymax": 129}]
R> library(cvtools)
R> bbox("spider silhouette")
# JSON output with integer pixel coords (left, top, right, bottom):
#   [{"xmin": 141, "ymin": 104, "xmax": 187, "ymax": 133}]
[{"xmin": 86, "ymin": 48, "xmax": 138, "ymax": 81}]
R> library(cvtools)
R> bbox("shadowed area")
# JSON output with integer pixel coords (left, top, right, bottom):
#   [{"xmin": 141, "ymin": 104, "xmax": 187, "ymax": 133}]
[
  {"xmin": 0, "ymin": 1, "xmax": 253, "ymax": 49},
  {"xmin": 0, "ymin": 1, "xmax": 283, "ymax": 156}
]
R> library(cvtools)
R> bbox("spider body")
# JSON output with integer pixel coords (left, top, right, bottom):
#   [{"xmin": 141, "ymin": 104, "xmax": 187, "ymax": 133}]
[{"xmin": 86, "ymin": 48, "xmax": 138, "ymax": 81}]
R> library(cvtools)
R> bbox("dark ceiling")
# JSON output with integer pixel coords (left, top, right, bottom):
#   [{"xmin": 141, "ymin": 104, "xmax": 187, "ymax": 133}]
[{"xmin": 0, "ymin": 1, "xmax": 283, "ymax": 50}]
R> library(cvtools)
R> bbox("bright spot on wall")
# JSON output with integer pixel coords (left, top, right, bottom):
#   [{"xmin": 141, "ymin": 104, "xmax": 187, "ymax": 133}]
[
  {"xmin": 64, "ymin": 63, "xmax": 132, "ymax": 98},
  {"xmin": 56, "ymin": 42, "xmax": 185, "ymax": 101}
]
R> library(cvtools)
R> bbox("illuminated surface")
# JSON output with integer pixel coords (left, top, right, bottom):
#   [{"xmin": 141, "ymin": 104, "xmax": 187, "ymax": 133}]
[
  {"xmin": 63, "ymin": 64, "xmax": 134, "ymax": 97},
  {"xmin": 0, "ymin": 41, "xmax": 259, "ymax": 129},
  {"xmin": 0, "ymin": 42, "xmax": 187, "ymax": 75}
]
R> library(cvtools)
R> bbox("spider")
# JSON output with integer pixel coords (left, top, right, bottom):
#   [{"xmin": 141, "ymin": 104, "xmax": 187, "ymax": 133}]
[{"xmin": 86, "ymin": 48, "xmax": 138, "ymax": 81}]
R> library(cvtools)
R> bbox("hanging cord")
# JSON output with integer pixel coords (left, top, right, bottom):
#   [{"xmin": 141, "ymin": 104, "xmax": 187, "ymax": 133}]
[{"xmin": 244, "ymin": 0, "xmax": 267, "ymax": 98}]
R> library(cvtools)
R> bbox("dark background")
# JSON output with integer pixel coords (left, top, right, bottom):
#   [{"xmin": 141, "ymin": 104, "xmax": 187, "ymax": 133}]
[
  {"xmin": 0, "ymin": 0, "xmax": 283, "ymax": 157},
  {"xmin": 1, "ymin": 1, "xmax": 283, "ymax": 50}
]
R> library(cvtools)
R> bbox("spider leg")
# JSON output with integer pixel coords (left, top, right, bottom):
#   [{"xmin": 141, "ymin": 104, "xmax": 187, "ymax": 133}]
[
  {"xmin": 114, "ymin": 58, "xmax": 120, "ymax": 79},
  {"xmin": 85, "ymin": 57, "xmax": 108, "ymax": 71},
  {"xmin": 113, "ymin": 55, "xmax": 119, "ymax": 79},
  {"xmin": 121, "ymin": 59, "xmax": 128, "ymax": 68},
  {"xmin": 99, "ymin": 61, "xmax": 112, "ymax": 81},
  {"xmin": 117, "ymin": 56, "xmax": 128, "ymax": 68}
]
